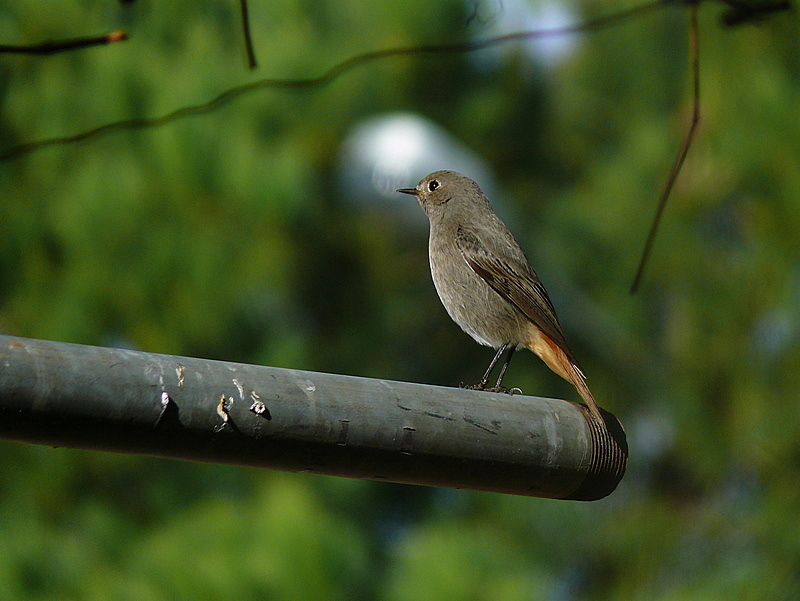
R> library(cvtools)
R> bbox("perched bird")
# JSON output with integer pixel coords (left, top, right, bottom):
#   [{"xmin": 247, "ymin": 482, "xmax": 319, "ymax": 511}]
[{"xmin": 398, "ymin": 170, "xmax": 603, "ymax": 423}]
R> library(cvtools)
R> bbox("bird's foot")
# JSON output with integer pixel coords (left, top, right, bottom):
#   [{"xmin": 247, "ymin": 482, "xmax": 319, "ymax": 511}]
[
  {"xmin": 484, "ymin": 386, "xmax": 523, "ymax": 395},
  {"xmin": 461, "ymin": 382, "xmax": 522, "ymax": 395}
]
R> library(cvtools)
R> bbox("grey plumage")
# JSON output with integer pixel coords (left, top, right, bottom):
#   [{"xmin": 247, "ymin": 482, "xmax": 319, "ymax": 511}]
[{"xmin": 398, "ymin": 170, "xmax": 603, "ymax": 423}]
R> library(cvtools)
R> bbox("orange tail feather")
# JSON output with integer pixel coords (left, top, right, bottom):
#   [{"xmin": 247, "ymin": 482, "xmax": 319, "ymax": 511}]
[{"xmin": 526, "ymin": 328, "xmax": 604, "ymax": 424}]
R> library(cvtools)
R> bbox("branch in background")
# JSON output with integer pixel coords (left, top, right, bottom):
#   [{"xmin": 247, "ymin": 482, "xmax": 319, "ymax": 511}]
[
  {"xmin": 718, "ymin": 0, "xmax": 792, "ymax": 26},
  {"xmin": 0, "ymin": 30, "xmax": 127, "ymax": 55},
  {"xmin": 628, "ymin": 0, "xmax": 790, "ymax": 291},
  {"xmin": 630, "ymin": 3, "xmax": 701, "ymax": 294},
  {"xmin": 3, "ymin": 0, "xmax": 790, "ymax": 289},
  {"xmin": 0, "ymin": 0, "xmax": 666, "ymax": 162},
  {"xmin": 0, "ymin": 2, "xmax": 671, "ymax": 295},
  {"xmin": 240, "ymin": 0, "xmax": 258, "ymax": 69}
]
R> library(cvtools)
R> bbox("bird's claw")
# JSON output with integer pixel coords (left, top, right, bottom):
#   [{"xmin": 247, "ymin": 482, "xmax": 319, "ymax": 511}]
[
  {"xmin": 461, "ymin": 383, "xmax": 522, "ymax": 395},
  {"xmin": 483, "ymin": 386, "xmax": 523, "ymax": 395}
]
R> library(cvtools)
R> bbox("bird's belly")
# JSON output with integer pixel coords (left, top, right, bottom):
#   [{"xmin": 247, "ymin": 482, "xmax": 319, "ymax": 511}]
[{"xmin": 430, "ymin": 255, "xmax": 526, "ymax": 348}]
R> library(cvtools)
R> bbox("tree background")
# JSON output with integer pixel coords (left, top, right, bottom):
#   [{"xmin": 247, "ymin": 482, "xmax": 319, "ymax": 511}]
[{"xmin": 1, "ymin": 0, "xmax": 799, "ymax": 599}]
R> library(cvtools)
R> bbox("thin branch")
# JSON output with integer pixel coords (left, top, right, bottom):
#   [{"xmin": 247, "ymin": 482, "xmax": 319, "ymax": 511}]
[
  {"xmin": 240, "ymin": 0, "xmax": 258, "ymax": 69},
  {"xmin": 0, "ymin": 30, "xmax": 127, "ymax": 55},
  {"xmin": 0, "ymin": 0, "xmax": 666, "ymax": 162},
  {"xmin": 630, "ymin": 3, "xmax": 700, "ymax": 293},
  {"xmin": 719, "ymin": 0, "xmax": 792, "ymax": 26}
]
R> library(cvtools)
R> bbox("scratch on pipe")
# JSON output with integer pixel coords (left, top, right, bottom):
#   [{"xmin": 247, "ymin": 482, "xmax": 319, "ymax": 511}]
[
  {"xmin": 336, "ymin": 420, "xmax": 350, "ymax": 446},
  {"xmin": 232, "ymin": 377, "xmax": 244, "ymax": 399},
  {"xmin": 424, "ymin": 411, "xmax": 456, "ymax": 421},
  {"xmin": 249, "ymin": 391, "xmax": 271, "ymax": 420},
  {"xmin": 400, "ymin": 426, "xmax": 416, "ymax": 455},
  {"xmin": 463, "ymin": 415, "xmax": 498, "ymax": 435},
  {"xmin": 215, "ymin": 395, "xmax": 233, "ymax": 432},
  {"xmin": 176, "ymin": 364, "xmax": 186, "ymax": 390},
  {"xmin": 154, "ymin": 390, "xmax": 172, "ymax": 428}
]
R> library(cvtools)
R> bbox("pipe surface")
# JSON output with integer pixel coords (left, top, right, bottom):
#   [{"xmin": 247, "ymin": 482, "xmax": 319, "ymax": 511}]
[{"xmin": 0, "ymin": 335, "xmax": 627, "ymax": 500}]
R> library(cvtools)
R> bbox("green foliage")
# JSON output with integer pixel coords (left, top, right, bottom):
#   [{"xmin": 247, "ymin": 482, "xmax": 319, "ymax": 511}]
[{"xmin": 2, "ymin": 0, "xmax": 800, "ymax": 599}]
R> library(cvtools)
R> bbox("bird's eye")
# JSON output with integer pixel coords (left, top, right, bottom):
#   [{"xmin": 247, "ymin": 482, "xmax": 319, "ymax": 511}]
[{"xmin": 428, "ymin": 180, "xmax": 440, "ymax": 192}]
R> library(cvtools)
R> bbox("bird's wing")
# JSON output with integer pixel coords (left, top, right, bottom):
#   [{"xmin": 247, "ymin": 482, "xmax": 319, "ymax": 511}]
[{"xmin": 455, "ymin": 226, "xmax": 580, "ymax": 367}]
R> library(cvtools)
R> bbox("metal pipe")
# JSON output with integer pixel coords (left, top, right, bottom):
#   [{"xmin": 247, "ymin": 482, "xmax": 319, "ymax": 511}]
[{"xmin": 0, "ymin": 335, "xmax": 626, "ymax": 500}]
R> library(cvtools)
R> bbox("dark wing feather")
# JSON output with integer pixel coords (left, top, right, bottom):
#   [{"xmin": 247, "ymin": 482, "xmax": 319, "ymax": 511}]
[{"xmin": 455, "ymin": 226, "xmax": 580, "ymax": 367}]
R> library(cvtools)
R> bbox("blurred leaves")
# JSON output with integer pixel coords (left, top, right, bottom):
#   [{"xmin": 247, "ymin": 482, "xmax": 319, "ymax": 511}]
[{"xmin": 1, "ymin": 0, "xmax": 800, "ymax": 599}]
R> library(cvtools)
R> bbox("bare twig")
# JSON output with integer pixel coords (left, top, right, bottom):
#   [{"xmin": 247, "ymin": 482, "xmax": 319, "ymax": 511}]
[
  {"xmin": 240, "ymin": 0, "xmax": 258, "ymax": 69},
  {"xmin": 0, "ymin": 0, "xmax": 665, "ymax": 162},
  {"xmin": 719, "ymin": 0, "xmax": 792, "ymax": 26},
  {"xmin": 630, "ymin": 3, "xmax": 700, "ymax": 293},
  {"xmin": 0, "ymin": 30, "xmax": 127, "ymax": 55}
]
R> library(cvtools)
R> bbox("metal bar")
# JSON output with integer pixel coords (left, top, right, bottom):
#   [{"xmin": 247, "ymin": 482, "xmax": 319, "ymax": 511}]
[{"xmin": 0, "ymin": 335, "xmax": 626, "ymax": 500}]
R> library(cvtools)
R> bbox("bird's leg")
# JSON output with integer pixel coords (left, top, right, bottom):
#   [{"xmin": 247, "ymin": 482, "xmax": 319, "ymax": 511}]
[
  {"xmin": 485, "ymin": 346, "xmax": 522, "ymax": 394},
  {"xmin": 460, "ymin": 343, "xmax": 509, "ymax": 390},
  {"xmin": 493, "ymin": 345, "xmax": 516, "ymax": 389}
]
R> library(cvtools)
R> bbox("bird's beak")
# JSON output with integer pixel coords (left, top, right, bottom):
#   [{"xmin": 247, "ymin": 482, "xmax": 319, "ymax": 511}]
[{"xmin": 397, "ymin": 188, "xmax": 418, "ymax": 196}]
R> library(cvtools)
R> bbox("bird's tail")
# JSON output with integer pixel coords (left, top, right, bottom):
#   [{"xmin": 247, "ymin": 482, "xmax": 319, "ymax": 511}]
[
  {"xmin": 526, "ymin": 329, "xmax": 605, "ymax": 424},
  {"xmin": 567, "ymin": 362, "xmax": 604, "ymax": 425}
]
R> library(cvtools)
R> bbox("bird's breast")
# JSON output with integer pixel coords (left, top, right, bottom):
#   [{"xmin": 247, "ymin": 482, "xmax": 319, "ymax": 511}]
[{"xmin": 428, "ymin": 232, "xmax": 526, "ymax": 348}]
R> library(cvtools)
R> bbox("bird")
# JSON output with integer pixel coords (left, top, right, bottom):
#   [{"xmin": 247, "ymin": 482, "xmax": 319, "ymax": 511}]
[{"xmin": 398, "ymin": 170, "xmax": 604, "ymax": 423}]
